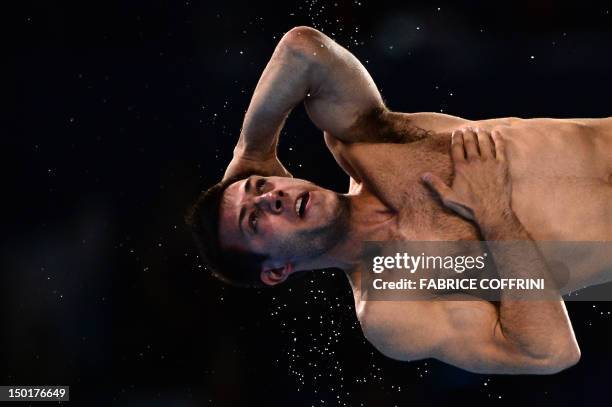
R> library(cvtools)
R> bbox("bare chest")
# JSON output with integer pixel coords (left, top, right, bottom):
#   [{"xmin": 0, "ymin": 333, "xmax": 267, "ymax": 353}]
[
  {"xmin": 336, "ymin": 138, "xmax": 479, "ymax": 240},
  {"xmin": 330, "ymin": 119, "xmax": 612, "ymax": 287},
  {"xmin": 334, "ymin": 119, "xmax": 612, "ymax": 242}
]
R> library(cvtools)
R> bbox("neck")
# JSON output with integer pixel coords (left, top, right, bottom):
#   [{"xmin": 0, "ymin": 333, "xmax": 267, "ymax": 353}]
[{"xmin": 293, "ymin": 191, "xmax": 395, "ymax": 272}]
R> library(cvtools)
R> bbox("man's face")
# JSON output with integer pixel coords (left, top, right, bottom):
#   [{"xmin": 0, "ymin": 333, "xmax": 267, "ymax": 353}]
[{"xmin": 218, "ymin": 176, "xmax": 349, "ymax": 263}]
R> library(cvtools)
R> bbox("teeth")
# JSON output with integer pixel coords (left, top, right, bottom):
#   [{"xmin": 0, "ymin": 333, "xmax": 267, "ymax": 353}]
[{"xmin": 295, "ymin": 197, "xmax": 302, "ymax": 217}]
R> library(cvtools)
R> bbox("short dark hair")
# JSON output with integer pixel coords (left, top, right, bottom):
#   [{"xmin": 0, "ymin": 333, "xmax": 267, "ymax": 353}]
[{"xmin": 185, "ymin": 173, "xmax": 269, "ymax": 288}]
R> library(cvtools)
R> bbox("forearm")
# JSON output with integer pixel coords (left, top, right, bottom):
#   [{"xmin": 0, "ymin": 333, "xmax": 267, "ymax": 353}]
[
  {"xmin": 479, "ymin": 210, "xmax": 578, "ymax": 360},
  {"xmin": 236, "ymin": 36, "xmax": 314, "ymax": 159}
]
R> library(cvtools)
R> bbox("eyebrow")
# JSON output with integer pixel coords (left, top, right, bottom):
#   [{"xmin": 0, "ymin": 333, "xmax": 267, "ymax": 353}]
[{"xmin": 238, "ymin": 177, "xmax": 253, "ymax": 236}]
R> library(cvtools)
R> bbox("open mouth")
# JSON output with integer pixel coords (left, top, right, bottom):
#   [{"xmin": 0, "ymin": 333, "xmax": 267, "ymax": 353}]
[{"xmin": 294, "ymin": 192, "xmax": 310, "ymax": 218}]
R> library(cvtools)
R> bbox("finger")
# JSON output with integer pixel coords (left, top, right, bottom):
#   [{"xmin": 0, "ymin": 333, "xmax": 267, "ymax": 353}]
[
  {"xmin": 463, "ymin": 128, "xmax": 480, "ymax": 160},
  {"xmin": 421, "ymin": 173, "xmax": 475, "ymax": 220},
  {"xmin": 492, "ymin": 131, "xmax": 507, "ymax": 161},
  {"xmin": 451, "ymin": 130, "xmax": 466, "ymax": 163},
  {"xmin": 476, "ymin": 128, "xmax": 494, "ymax": 160},
  {"xmin": 421, "ymin": 172, "xmax": 454, "ymax": 201},
  {"xmin": 444, "ymin": 201, "xmax": 476, "ymax": 221}
]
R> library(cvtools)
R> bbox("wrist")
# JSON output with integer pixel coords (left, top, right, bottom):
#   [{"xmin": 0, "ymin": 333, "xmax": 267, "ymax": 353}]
[
  {"xmin": 476, "ymin": 205, "xmax": 517, "ymax": 230},
  {"xmin": 233, "ymin": 143, "xmax": 276, "ymax": 162}
]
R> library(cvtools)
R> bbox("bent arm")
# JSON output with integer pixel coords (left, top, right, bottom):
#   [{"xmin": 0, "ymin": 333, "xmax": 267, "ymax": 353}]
[
  {"xmin": 364, "ymin": 295, "xmax": 578, "ymax": 375},
  {"xmin": 225, "ymin": 25, "xmax": 464, "ymax": 180},
  {"xmin": 224, "ymin": 26, "xmax": 394, "ymax": 181},
  {"xmin": 478, "ymin": 209, "xmax": 579, "ymax": 365},
  {"xmin": 440, "ymin": 217, "xmax": 581, "ymax": 373},
  {"xmin": 235, "ymin": 25, "xmax": 384, "ymax": 163}
]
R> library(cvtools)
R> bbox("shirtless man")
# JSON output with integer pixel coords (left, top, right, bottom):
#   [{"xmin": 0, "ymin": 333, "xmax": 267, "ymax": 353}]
[{"xmin": 185, "ymin": 26, "xmax": 612, "ymax": 374}]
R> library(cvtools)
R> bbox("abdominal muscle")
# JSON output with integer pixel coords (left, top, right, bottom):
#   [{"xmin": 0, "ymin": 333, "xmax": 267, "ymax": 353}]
[{"xmin": 487, "ymin": 117, "xmax": 612, "ymax": 289}]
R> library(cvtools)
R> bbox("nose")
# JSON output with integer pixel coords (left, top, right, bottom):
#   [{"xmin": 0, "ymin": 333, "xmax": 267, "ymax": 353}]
[{"xmin": 254, "ymin": 190, "xmax": 285, "ymax": 213}]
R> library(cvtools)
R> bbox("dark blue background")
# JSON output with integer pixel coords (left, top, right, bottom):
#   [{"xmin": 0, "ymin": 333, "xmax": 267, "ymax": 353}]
[{"xmin": 7, "ymin": 0, "xmax": 612, "ymax": 405}]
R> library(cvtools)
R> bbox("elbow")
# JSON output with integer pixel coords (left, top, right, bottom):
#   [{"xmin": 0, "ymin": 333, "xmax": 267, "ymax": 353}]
[
  {"xmin": 548, "ymin": 343, "xmax": 581, "ymax": 373},
  {"xmin": 278, "ymin": 26, "xmax": 325, "ymax": 55},
  {"xmin": 532, "ymin": 343, "xmax": 581, "ymax": 374}
]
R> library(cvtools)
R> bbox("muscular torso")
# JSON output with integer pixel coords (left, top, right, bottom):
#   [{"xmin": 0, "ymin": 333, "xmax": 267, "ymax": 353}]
[{"xmin": 325, "ymin": 114, "xmax": 612, "ymax": 292}]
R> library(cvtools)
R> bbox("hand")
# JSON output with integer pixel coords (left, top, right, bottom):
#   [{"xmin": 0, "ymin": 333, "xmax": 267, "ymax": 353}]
[
  {"xmin": 223, "ymin": 152, "xmax": 293, "ymax": 182},
  {"xmin": 421, "ymin": 128, "xmax": 512, "ymax": 223}
]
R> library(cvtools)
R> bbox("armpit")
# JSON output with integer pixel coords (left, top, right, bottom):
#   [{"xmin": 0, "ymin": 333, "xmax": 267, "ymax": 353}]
[{"xmin": 343, "ymin": 108, "xmax": 432, "ymax": 144}]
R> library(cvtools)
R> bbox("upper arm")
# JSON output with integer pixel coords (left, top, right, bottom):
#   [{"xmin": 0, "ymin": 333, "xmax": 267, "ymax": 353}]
[
  {"xmin": 361, "ymin": 298, "xmax": 576, "ymax": 374},
  {"xmin": 280, "ymin": 26, "xmax": 386, "ymax": 141}
]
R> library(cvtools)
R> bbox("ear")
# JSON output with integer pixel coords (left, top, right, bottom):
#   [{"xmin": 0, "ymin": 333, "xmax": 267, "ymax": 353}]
[{"xmin": 260, "ymin": 262, "xmax": 294, "ymax": 286}]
